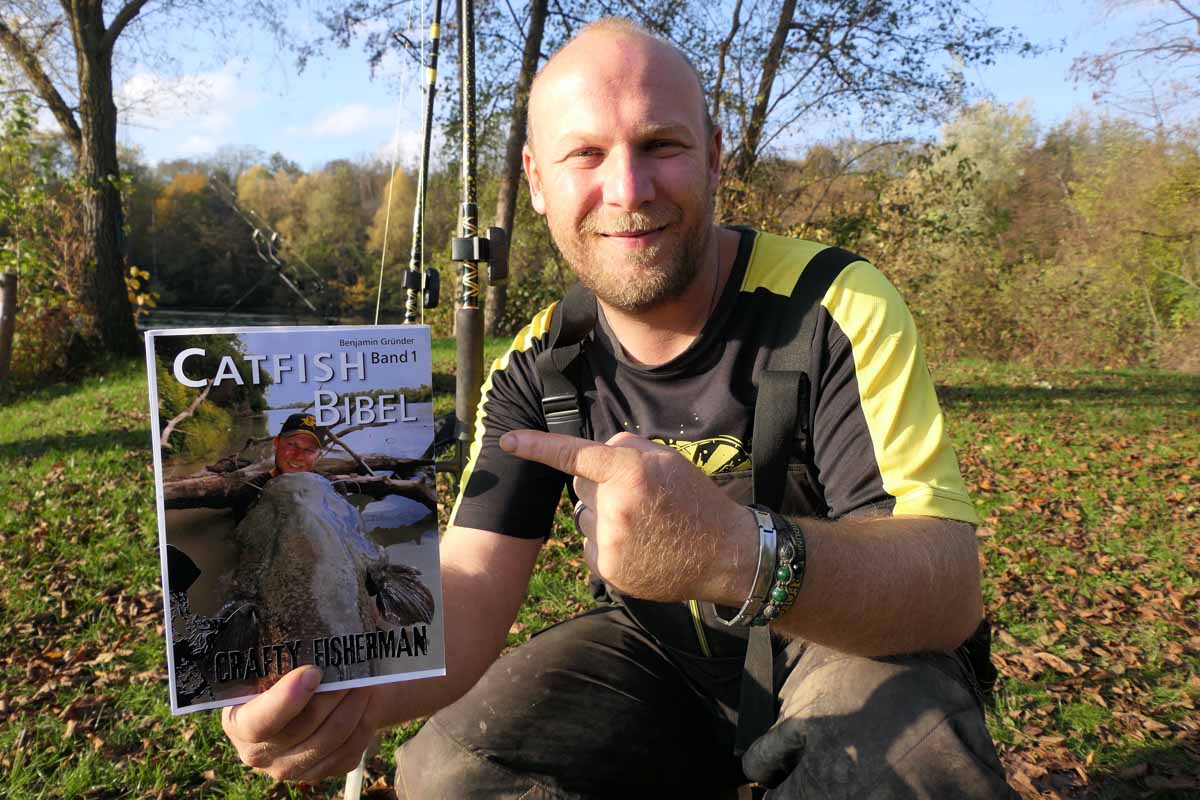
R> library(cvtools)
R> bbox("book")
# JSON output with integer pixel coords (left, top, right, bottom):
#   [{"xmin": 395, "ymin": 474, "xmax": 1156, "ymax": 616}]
[{"xmin": 144, "ymin": 325, "xmax": 445, "ymax": 714}]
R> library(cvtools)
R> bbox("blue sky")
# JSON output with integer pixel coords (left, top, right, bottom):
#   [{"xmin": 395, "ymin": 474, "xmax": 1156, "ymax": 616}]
[{"xmin": 106, "ymin": 0, "xmax": 1170, "ymax": 171}]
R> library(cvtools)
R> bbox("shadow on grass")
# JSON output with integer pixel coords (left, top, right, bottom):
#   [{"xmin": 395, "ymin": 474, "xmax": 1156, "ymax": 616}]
[
  {"xmin": 0, "ymin": 428, "xmax": 148, "ymax": 463},
  {"xmin": 937, "ymin": 379, "xmax": 1200, "ymax": 410},
  {"xmin": 0, "ymin": 376, "xmax": 101, "ymax": 408},
  {"xmin": 0, "ymin": 354, "xmax": 145, "ymax": 408},
  {"xmin": 1082, "ymin": 739, "xmax": 1200, "ymax": 799}
]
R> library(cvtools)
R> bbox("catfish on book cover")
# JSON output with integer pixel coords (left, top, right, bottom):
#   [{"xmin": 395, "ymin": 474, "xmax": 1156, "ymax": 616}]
[{"xmin": 145, "ymin": 327, "xmax": 446, "ymax": 714}]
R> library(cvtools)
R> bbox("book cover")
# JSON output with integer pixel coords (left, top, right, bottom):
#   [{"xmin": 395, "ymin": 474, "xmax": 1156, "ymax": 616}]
[{"xmin": 144, "ymin": 325, "xmax": 445, "ymax": 714}]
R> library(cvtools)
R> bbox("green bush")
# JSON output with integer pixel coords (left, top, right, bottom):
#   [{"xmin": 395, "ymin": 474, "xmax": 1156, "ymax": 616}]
[{"xmin": 0, "ymin": 95, "xmax": 83, "ymax": 380}]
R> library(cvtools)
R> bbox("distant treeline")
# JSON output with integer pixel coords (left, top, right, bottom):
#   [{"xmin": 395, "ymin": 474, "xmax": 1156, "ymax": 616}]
[
  {"xmin": 116, "ymin": 142, "xmax": 573, "ymax": 338},
  {"xmin": 117, "ymin": 102, "xmax": 1198, "ymax": 369},
  {"xmin": 2, "ymin": 97, "xmax": 1197, "ymax": 375},
  {"xmin": 735, "ymin": 104, "xmax": 1200, "ymax": 369}
]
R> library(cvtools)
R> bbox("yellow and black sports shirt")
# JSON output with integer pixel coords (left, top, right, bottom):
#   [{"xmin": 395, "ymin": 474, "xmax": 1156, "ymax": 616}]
[{"xmin": 451, "ymin": 228, "xmax": 979, "ymax": 538}]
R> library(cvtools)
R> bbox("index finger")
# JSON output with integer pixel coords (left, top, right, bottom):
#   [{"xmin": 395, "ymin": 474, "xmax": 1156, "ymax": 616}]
[
  {"xmin": 500, "ymin": 430, "xmax": 633, "ymax": 483},
  {"xmin": 223, "ymin": 665, "xmax": 322, "ymax": 743}
]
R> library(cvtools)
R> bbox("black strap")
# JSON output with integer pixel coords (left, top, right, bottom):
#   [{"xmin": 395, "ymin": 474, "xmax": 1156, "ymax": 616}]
[
  {"xmin": 736, "ymin": 369, "xmax": 803, "ymax": 755},
  {"xmin": 734, "ymin": 247, "xmax": 845, "ymax": 756},
  {"xmin": 535, "ymin": 283, "xmax": 596, "ymax": 437}
]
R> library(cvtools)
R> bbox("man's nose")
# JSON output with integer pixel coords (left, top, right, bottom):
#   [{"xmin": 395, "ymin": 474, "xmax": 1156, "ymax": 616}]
[{"xmin": 601, "ymin": 148, "xmax": 654, "ymax": 211}]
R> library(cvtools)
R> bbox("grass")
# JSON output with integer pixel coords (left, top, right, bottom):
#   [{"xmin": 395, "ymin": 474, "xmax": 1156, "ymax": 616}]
[
  {"xmin": 0, "ymin": 351, "xmax": 1196, "ymax": 798},
  {"xmin": 932, "ymin": 359, "xmax": 1199, "ymax": 798}
]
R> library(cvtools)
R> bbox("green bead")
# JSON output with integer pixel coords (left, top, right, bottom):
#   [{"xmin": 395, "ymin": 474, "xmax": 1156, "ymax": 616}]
[
  {"xmin": 776, "ymin": 564, "xmax": 793, "ymax": 583},
  {"xmin": 771, "ymin": 586, "xmax": 789, "ymax": 604}
]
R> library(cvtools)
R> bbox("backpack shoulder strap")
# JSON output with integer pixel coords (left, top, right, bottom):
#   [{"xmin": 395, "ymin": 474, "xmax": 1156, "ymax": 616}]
[
  {"xmin": 737, "ymin": 245, "xmax": 861, "ymax": 756},
  {"xmin": 751, "ymin": 245, "xmax": 857, "ymax": 509},
  {"xmin": 535, "ymin": 282, "xmax": 597, "ymax": 438}
]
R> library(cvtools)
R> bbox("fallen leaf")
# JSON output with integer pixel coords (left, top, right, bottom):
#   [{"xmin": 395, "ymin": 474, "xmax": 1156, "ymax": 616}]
[{"xmin": 1035, "ymin": 652, "xmax": 1080, "ymax": 675}]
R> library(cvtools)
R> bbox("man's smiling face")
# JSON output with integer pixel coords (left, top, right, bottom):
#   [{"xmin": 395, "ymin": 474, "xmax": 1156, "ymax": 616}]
[
  {"xmin": 274, "ymin": 432, "xmax": 321, "ymax": 474},
  {"xmin": 523, "ymin": 27, "xmax": 721, "ymax": 313}
]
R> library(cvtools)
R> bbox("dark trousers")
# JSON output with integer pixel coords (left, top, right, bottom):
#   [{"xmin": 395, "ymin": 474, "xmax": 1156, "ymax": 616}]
[{"xmin": 395, "ymin": 605, "xmax": 1016, "ymax": 799}]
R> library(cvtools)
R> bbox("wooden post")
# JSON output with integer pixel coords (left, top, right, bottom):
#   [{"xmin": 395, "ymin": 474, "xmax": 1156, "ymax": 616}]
[{"xmin": 0, "ymin": 272, "xmax": 16, "ymax": 381}]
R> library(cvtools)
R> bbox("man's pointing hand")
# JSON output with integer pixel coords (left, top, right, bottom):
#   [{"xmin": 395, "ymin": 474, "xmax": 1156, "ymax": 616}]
[{"xmin": 500, "ymin": 430, "xmax": 756, "ymax": 604}]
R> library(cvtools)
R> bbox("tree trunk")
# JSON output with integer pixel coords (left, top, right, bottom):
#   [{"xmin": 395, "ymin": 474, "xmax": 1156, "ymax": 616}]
[
  {"xmin": 74, "ymin": 5, "xmax": 138, "ymax": 354},
  {"xmin": 729, "ymin": 0, "xmax": 796, "ymax": 186},
  {"xmin": 0, "ymin": 273, "xmax": 16, "ymax": 380},
  {"xmin": 711, "ymin": 0, "xmax": 743, "ymax": 127},
  {"xmin": 483, "ymin": 0, "xmax": 548, "ymax": 336},
  {"xmin": 712, "ymin": 0, "xmax": 743, "ymax": 221}
]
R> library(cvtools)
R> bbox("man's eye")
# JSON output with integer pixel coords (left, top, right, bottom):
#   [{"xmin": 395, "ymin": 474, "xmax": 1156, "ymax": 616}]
[
  {"xmin": 569, "ymin": 148, "xmax": 602, "ymax": 160},
  {"xmin": 648, "ymin": 140, "xmax": 683, "ymax": 154}
]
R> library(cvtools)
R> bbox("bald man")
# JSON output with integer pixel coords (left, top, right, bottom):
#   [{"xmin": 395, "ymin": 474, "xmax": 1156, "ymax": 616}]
[{"xmin": 221, "ymin": 19, "xmax": 1015, "ymax": 798}]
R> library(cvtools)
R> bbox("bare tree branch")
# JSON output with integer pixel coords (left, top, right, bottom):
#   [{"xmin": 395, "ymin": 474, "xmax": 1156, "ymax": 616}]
[
  {"xmin": 1155, "ymin": 266, "xmax": 1200, "ymax": 290},
  {"xmin": 100, "ymin": 0, "xmax": 152, "ymax": 52},
  {"xmin": 1072, "ymin": 0, "xmax": 1199, "ymax": 112},
  {"xmin": 802, "ymin": 140, "xmax": 904, "ymax": 227},
  {"xmin": 161, "ymin": 380, "xmax": 214, "ymax": 449},
  {"xmin": 0, "ymin": 17, "xmax": 81, "ymax": 153}
]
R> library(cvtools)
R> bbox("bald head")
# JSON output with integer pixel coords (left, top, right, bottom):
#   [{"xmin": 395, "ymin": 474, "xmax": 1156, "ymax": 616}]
[{"xmin": 526, "ymin": 18, "xmax": 712, "ymax": 153}]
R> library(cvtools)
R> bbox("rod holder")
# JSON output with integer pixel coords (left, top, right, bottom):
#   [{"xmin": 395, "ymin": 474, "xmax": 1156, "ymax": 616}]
[
  {"xmin": 451, "ymin": 236, "xmax": 489, "ymax": 262},
  {"xmin": 423, "ymin": 268, "xmax": 440, "ymax": 309},
  {"xmin": 486, "ymin": 226, "xmax": 509, "ymax": 285}
]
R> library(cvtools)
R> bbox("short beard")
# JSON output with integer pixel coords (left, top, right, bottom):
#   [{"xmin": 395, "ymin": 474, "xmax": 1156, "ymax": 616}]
[{"xmin": 553, "ymin": 191, "xmax": 715, "ymax": 314}]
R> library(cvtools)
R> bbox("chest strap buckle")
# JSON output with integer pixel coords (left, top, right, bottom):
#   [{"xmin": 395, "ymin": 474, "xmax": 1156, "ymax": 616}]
[{"xmin": 542, "ymin": 394, "xmax": 586, "ymax": 437}]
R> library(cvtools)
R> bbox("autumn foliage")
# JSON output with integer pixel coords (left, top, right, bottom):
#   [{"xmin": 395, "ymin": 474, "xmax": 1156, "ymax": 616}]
[{"xmin": 721, "ymin": 104, "xmax": 1199, "ymax": 370}]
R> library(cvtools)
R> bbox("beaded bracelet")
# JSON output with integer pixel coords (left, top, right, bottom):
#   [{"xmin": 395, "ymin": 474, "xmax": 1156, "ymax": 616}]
[{"xmin": 751, "ymin": 512, "xmax": 807, "ymax": 626}]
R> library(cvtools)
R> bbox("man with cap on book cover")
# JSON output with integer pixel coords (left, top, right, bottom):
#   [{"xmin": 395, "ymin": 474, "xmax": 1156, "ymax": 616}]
[{"xmin": 228, "ymin": 413, "xmax": 329, "ymax": 523}]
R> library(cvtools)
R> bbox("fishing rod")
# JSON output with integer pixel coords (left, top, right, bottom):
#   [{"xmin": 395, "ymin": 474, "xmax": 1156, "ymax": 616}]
[
  {"xmin": 347, "ymin": 5, "xmax": 507, "ymax": 796},
  {"xmin": 208, "ymin": 177, "xmax": 326, "ymax": 289},
  {"xmin": 401, "ymin": 0, "xmax": 445, "ymax": 325},
  {"xmin": 378, "ymin": 0, "xmax": 507, "ymax": 473},
  {"xmin": 451, "ymin": 0, "xmax": 508, "ymax": 461},
  {"xmin": 207, "ymin": 177, "xmax": 332, "ymax": 318}
]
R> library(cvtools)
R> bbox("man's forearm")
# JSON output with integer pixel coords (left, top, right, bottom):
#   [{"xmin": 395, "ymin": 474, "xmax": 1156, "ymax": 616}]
[{"xmin": 711, "ymin": 513, "xmax": 983, "ymax": 657}]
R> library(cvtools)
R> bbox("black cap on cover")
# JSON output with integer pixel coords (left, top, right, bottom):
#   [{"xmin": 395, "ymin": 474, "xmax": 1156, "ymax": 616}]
[{"xmin": 277, "ymin": 413, "xmax": 326, "ymax": 444}]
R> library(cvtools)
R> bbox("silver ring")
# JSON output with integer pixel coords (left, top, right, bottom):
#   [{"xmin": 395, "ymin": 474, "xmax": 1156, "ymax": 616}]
[{"xmin": 572, "ymin": 500, "xmax": 587, "ymax": 531}]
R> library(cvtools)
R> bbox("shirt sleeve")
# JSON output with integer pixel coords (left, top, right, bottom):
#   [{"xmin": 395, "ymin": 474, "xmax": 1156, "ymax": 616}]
[
  {"xmin": 809, "ymin": 260, "xmax": 979, "ymax": 524},
  {"xmin": 450, "ymin": 305, "xmax": 570, "ymax": 538}
]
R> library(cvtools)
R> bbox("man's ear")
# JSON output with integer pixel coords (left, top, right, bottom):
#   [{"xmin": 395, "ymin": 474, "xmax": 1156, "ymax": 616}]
[
  {"xmin": 708, "ymin": 125, "xmax": 723, "ymax": 191},
  {"xmin": 523, "ymin": 143, "xmax": 546, "ymax": 215}
]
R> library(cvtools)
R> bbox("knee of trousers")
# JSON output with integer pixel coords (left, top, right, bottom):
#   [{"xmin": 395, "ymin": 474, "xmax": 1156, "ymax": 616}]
[
  {"xmin": 394, "ymin": 717, "xmax": 568, "ymax": 800},
  {"xmin": 744, "ymin": 651, "xmax": 1016, "ymax": 799}
]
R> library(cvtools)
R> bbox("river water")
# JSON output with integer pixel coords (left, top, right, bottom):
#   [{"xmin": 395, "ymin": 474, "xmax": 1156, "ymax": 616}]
[{"xmin": 141, "ymin": 307, "xmax": 377, "ymax": 330}]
